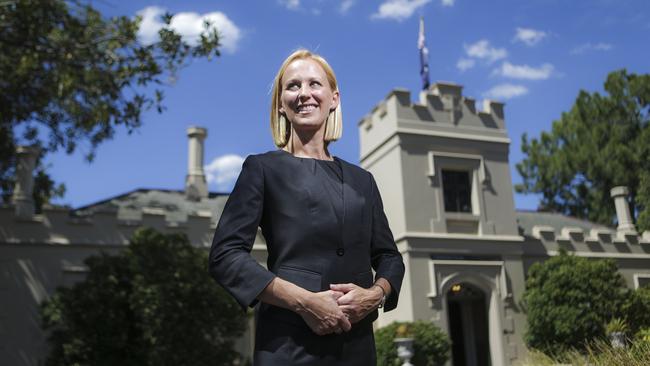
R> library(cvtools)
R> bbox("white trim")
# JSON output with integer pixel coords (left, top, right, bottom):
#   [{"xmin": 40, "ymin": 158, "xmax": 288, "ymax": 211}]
[
  {"xmin": 394, "ymin": 231, "xmax": 524, "ymax": 242},
  {"xmin": 396, "ymin": 126, "xmax": 511, "ymax": 144},
  {"xmin": 546, "ymin": 250, "xmax": 650, "ymax": 259},
  {"xmin": 398, "ymin": 116, "xmax": 508, "ymax": 135},
  {"xmin": 427, "ymin": 151, "xmax": 487, "ymax": 183},
  {"xmin": 428, "ymin": 260, "xmax": 509, "ymax": 300},
  {"xmin": 633, "ymin": 274, "xmax": 650, "ymax": 289}
]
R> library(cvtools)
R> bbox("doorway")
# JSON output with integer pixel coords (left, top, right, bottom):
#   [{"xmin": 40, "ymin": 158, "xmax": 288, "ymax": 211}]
[{"xmin": 447, "ymin": 282, "xmax": 491, "ymax": 366}]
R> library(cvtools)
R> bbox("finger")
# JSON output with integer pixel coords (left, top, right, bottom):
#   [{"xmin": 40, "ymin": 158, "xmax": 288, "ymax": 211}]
[
  {"xmin": 336, "ymin": 292, "xmax": 356, "ymax": 305},
  {"xmin": 338, "ymin": 304, "xmax": 355, "ymax": 312},
  {"xmin": 339, "ymin": 315, "xmax": 352, "ymax": 331},
  {"xmin": 328, "ymin": 290, "xmax": 345, "ymax": 300},
  {"xmin": 330, "ymin": 283, "xmax": 357, "ymax": 292}
]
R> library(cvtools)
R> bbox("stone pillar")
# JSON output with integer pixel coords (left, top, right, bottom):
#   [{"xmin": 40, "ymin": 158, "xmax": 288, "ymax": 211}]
[
  {"xmin": 610, "ymin": 186, "xmax": 636, "ymax": 233},
  {"xmin": 12, "ymin": 146, "xmax": 40, "ymax": 219},
  {"xmin": 185, "ymin": 126, "xmax": 208, "ymax": 201}
]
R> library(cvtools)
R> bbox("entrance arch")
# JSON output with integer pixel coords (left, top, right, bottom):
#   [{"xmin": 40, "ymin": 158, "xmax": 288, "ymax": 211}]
[
  {"xmin": 436, "ymin": 269, "xmax": 506, "ymax": 366},
  {"xmin": 447, "ymin": 282, "xmax": 490, "ymax": 366}
]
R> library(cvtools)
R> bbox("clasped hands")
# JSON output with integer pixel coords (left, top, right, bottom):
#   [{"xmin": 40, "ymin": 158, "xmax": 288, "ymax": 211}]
[{"xmin": 298, "ymin": 283, "xmax": 383, "ymax": 336}]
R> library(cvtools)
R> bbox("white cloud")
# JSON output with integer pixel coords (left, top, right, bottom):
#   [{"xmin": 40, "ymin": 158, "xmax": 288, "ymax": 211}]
[
  {"xmin": 484, "ymin": 83, "xmax": 528, "ymax": 100},
  {"xmin": 464, "ymin": 39, "xmax": 507, "ymax": 63},
  {"xmin": 137, "ymin": 6, "xmax": 166, "ymax": 45},
  {"xmin": 279, "ymin": 0, "xmax": 301, "ymax": 10},
  {"xmin": 136, "ymin": 6, "xmax": 242, "ymax": 54},
  {"xmin": 513, "ymin": 27, "xmax": 547, "ymax": 46},
  {"xmin": 371, "ymin": 0, "xmax": 431, "ymax": 22},
  {"xmin": 340, "ymin": 0, "xmax": 356, "ymax": 13},
  {"xmin": 280, "ymin": 0, "xmax": 355, "ymax": 14},
  {"xmin": 494, "ymin": 62, "xmax": 554, "ymax": 80},
  {"xmin": 441, "ymin": 0, "xmax": 455, "ymax": 6},
  {"xmin": 456, "ymin": 58, "xmax": 475, "ymax": 72},
  {"xmin": 571, "ymin": 42, "xmax": 613, "ymax": 55},
  {"xmin": 205, "ymin": 154, "xmax": 245, "ymax": 192}
]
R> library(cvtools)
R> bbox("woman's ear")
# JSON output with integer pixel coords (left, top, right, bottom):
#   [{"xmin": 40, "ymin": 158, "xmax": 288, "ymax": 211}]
[{"xmin": 330, "ymin": 90, "xmax": 340, "ymax": 111}]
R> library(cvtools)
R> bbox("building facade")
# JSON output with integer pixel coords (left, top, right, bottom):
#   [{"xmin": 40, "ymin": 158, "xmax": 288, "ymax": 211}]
[{"xmin": 2, "ymin": 83, "xmax": 650, "ymax": 366}]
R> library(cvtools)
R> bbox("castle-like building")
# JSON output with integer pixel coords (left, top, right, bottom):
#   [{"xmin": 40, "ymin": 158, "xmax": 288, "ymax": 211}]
[{"xmin": 2, "ymin": 82, "xmax": 650, "ymax": 366}]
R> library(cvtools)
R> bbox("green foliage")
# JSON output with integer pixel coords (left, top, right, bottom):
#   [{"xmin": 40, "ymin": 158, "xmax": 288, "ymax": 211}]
[
  {"xmin": 606, "ymin": 318, "xmax": 629, "ymax": 334},
  {"xmin": 375, "ymin": 321, "xmax": 450, "ymax": 366},
  {"xmin": 523, "ymin": 251, "xmax": 629, "ymax": 355},
  {"xmin": 516, "ymin": 69, "xmax": 650, "ymax": 231},
  {"xmin": 0, "ymin": 0, "xmax": 221, "ymax": 206},
  {"xmin": 635, "ymin": 328, "xmax": 650, "ymax": 344},
  {"xmin": 41, "ymin": 228, "xmax": 245, "ymax": 366},
  {"xmin": 523, "ymin": 339, "xmax": 650, "ymax": 366},
  {"xmin": 623, "ymin": 287, "xmax": 650, "ymax": 335}
]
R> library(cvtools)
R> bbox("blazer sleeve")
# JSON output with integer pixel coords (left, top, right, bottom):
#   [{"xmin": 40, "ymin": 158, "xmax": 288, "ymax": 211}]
[
  {"xmin": 369, "ymin": 173, "xmax": 405, "ymax": 312},
  {"xmin": 208, "ymin": 155, "xmax": 275, "ymax": 310}
]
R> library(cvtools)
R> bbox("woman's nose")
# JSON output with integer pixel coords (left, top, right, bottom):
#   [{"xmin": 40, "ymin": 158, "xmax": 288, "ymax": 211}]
[{"xmin": 298, "ymin": 85, "xmax": 310, "ymax": 99}]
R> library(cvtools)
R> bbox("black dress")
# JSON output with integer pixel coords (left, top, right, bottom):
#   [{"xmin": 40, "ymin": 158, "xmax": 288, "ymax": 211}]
[{"xmin": 208, "ymin": 150, "xmax": 405, "ymax": 366}]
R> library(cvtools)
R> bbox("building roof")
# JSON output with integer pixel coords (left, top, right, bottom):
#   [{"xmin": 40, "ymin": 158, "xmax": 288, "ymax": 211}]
[
  {"xmin": 71, "ymin": 188, "xmax": 229, "ymax": 225},
  {"xmin": 72, "ymin": 189, "xmax": 617, "ymax": 236},
  {"xmin": 515, "ymin": 210, "xmax": 613, "ymax": 237}
]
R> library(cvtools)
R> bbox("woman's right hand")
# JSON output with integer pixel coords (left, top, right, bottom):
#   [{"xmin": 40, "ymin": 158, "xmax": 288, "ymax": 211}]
[{"xmin": 297, "ymin": 290, "xmax": 352, "ymax": 335}]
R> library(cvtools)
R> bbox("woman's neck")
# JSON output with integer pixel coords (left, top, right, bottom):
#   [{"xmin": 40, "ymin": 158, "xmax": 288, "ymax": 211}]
[{"xmin": 284, "ymin": 127, "xmax": 332, "ymax": 160}]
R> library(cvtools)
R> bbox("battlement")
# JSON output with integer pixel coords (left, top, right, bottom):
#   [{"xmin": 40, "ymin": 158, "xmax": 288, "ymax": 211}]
[
  {"xmin": 0, "ymin": 202, "xmax": 216, "ymax": 247},
  {"xmin": 531, "ymin": 224, "xmax": 650, "ymax": 245},
  {"xmin": 526, "ymin": 223, "xmax": 650, "ymax": 259},
  {"xmin": 359, "ymin": 82, "xmax": 510, "ymax": 161}
]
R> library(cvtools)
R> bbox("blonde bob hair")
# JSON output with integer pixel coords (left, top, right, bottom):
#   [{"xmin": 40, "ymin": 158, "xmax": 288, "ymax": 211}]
[{"xmin": 270, "ymin": 49, "xmax": 343, "ymax": 148}]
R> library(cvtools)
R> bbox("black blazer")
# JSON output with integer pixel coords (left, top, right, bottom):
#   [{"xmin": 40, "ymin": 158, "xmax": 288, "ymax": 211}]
[{"xmin": 208, "ymin": 149, "xmax": 404, "ymax": 327}]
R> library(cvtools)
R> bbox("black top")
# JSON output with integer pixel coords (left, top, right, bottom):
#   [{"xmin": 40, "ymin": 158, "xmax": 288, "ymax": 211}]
[
  {"xmin": 315, "ymin": 159, "xmax": 343, "ymax": 226},
  {"xmin": 208, "ymin": 149, "xmax": 405, "ymax": 365}
]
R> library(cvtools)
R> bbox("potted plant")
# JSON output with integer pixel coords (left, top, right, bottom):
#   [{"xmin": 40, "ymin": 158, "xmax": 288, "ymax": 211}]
[{"xmin": 606, "ymin": 318, "xmax": 628, "ymax": 348}]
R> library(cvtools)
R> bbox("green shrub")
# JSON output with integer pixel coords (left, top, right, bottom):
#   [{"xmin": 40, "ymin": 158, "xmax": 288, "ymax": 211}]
[
  {"xmin": 41, "ymin": 228, "xmax": 246, "ymax": 366},
  {"xmin": 606, "ymin": 318, "xmax": 629, "ymax": 334},
  {"xmin": 623, "ymin": 287, "xmax": 650, "ymax": 334},
  {"xmin": 522, "ymin": 250, "xmax": 628, "ymax": 355},
  {"xmin": 375, "ymin": 321, "xmax": 450, "ymax": 366}
]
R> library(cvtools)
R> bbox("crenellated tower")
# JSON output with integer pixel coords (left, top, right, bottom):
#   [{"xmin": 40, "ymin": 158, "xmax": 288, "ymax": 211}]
[{"xmin": 359, "ymin": 82, "xmax": 519, "ymax": 239}]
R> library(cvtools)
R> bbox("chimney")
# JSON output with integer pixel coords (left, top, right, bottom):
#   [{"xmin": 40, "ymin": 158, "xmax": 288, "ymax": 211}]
[
  {"xmin": 185, "ymin": 126, "xmax": 208, "ymax": 201},
  {"xmin": 12, "ymin": 146, "xmax": 40, "ymax": 219},
  {"xmin": 610, "ymin": 186, "xmax": 636, "ymax": 233}
]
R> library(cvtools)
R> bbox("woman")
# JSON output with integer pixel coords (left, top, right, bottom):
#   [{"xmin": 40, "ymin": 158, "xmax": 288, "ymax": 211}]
[{"xmin": 208, "ymin": 49, "xmax": 404, "ymax": 365}]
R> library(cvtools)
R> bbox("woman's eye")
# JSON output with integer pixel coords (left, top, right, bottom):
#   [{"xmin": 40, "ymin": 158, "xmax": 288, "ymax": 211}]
[
  {"xmin": 310, "ymin": 81, "xmax": 322, "ymax": 87},
  {"xmin": 287, "ymin": 83, "xmax": 299, "ymax": 90}
]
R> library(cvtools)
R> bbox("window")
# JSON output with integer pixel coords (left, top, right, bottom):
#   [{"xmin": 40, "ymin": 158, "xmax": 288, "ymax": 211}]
[
  {"xmin": 635, "ymin": 274, "xmax": 650, "ymax": 289},
  {"xmin": 442, "ymin": 170, "xmax": 472, "ymax": 213}
]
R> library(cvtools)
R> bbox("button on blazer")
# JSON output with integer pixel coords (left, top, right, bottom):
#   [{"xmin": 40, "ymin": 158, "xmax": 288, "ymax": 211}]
[{"xmin": 208, "ymin": 150, "xmax": 405, "ymax": 353}]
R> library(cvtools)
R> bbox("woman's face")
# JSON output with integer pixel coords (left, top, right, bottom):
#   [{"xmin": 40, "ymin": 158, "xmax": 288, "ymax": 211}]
[{"xmin": 279, "ymin": 58, "xmax": 339, "ymax": 133}]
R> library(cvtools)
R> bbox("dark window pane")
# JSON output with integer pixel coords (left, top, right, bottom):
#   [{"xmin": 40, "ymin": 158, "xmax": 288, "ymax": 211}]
[{"xmin": 442, "ymin": 170, "xmax": 472, "ymax": 213}]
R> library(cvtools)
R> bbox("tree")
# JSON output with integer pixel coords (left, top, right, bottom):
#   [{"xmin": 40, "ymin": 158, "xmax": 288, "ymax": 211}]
[
  {"xmin": 516, "ymin": 69, "xmax": 650, "ymax": 231},
  {"xmin": 0, "ymin": 0, "xmax": 222, "ymax": 210},
  {"xmin": 40, "ymin": 228, "xmax": 246, "ymax": 366},
  {"xmin": 375, "ymin": 321, "xmax": 450, "ymax": 366},
  {"xmin": 523, "ymin": 251, "xmax": 628, "ymax": 355}
]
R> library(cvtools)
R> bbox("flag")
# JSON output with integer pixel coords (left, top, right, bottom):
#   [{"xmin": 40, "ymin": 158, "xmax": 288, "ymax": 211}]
[{"xmin": 418, "ymin": 16, "xmax": 431, "ymax": 90}]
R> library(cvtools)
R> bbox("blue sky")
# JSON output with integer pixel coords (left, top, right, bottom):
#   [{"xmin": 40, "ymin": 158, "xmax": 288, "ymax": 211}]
[{"xmin": 43, "ymin": 0, "xmax": 650, "ymax": 210}]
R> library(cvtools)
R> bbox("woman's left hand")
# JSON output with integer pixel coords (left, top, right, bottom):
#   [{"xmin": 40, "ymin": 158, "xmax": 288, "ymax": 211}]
[{"xmin": 329, "ymin": 283, "xmax": 383, "ymax": 324}]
